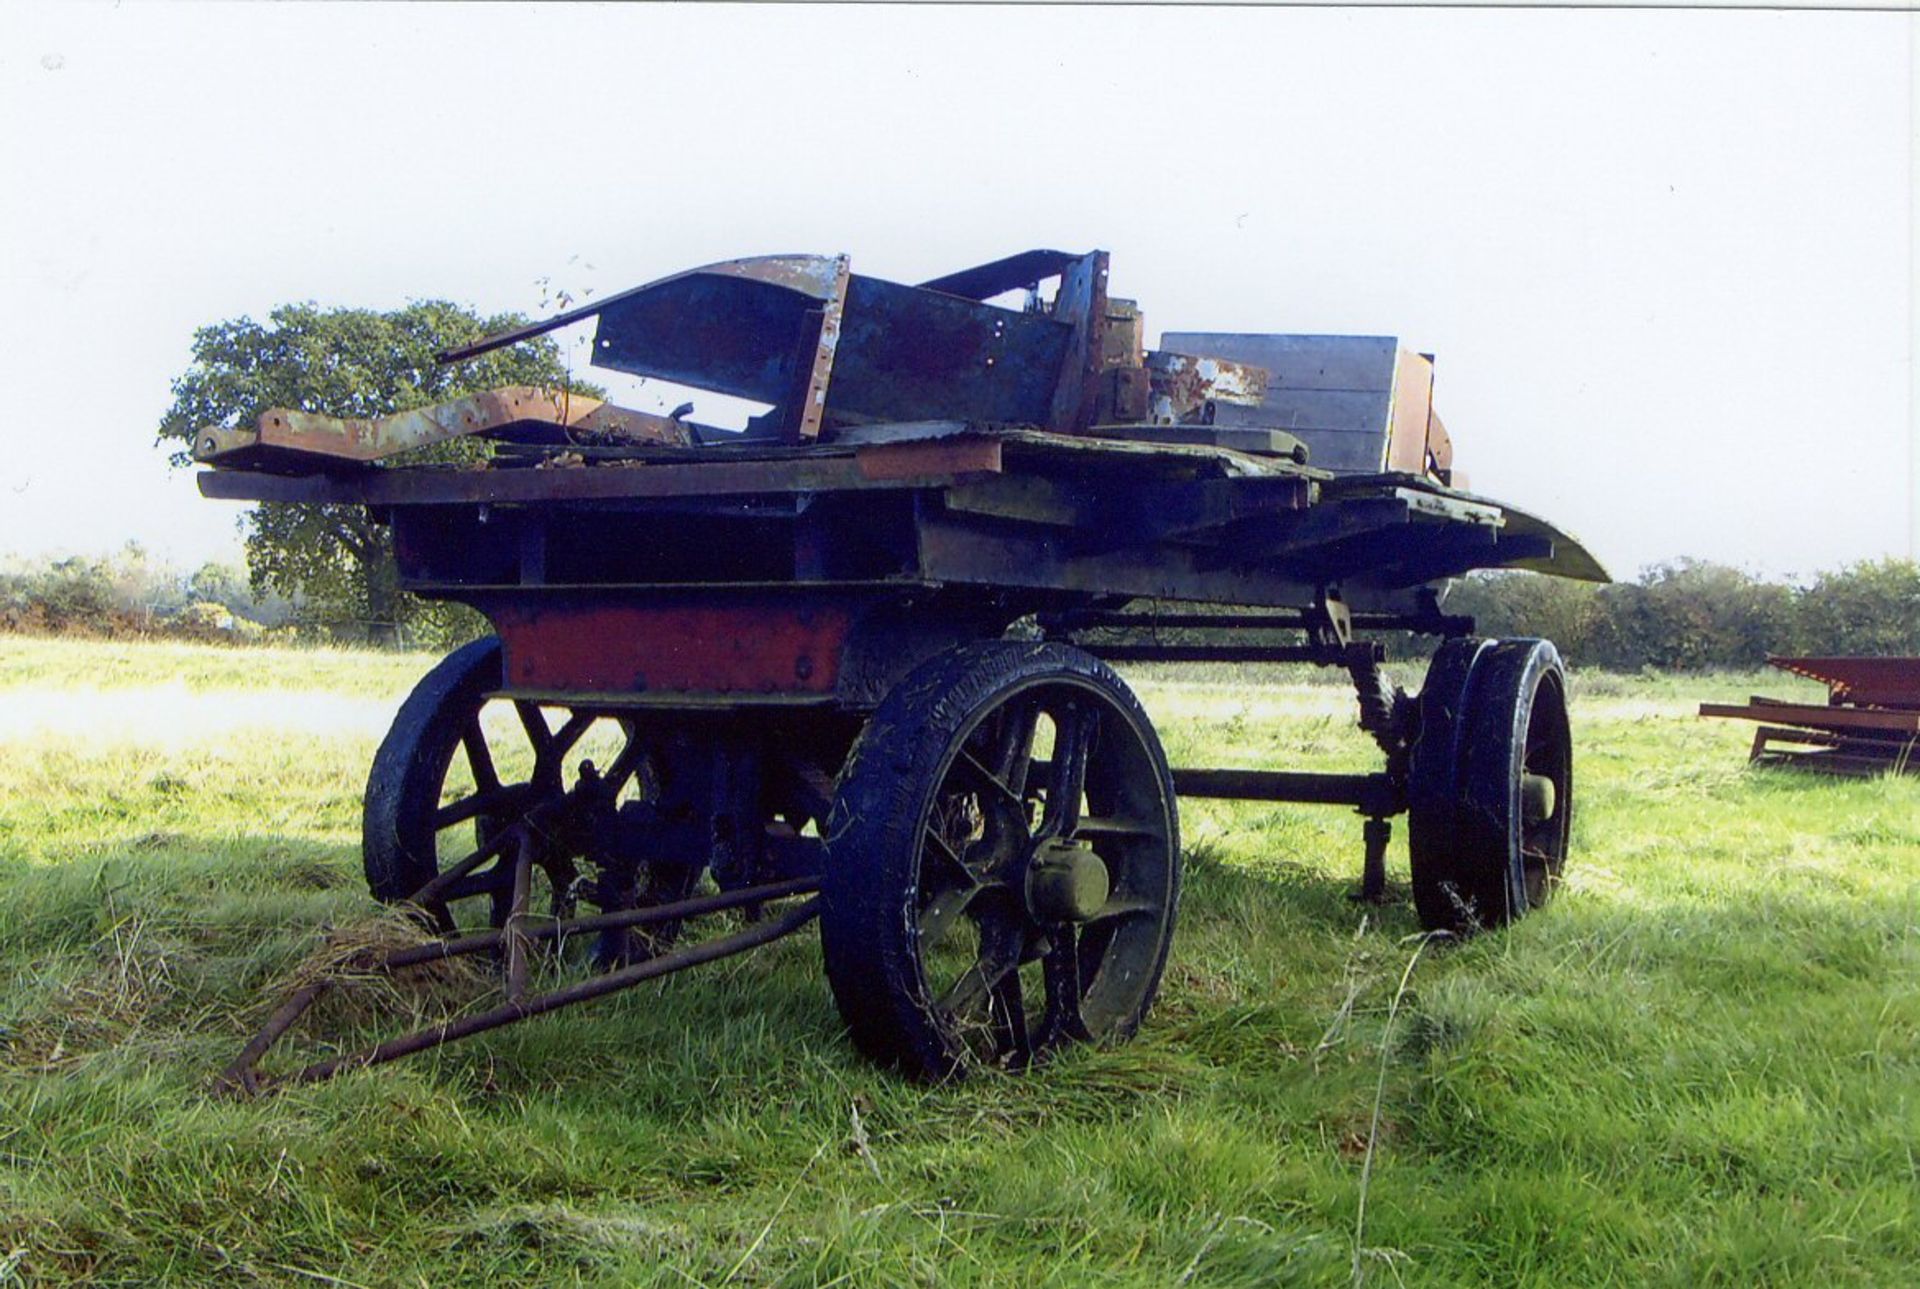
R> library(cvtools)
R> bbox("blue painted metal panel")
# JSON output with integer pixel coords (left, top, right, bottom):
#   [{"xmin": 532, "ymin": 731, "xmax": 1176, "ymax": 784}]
[
  {"xmin": 826, "ymin": 276, "xmax": 1070, "ymax": 426},
  {"xmin": 1160, "ymin": 332, "xmax": 1400, "ymax": 475}
]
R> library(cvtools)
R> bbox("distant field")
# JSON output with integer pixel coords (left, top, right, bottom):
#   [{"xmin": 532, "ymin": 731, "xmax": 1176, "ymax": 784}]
[{"xmin": 0, "ymin": 635, "xmax": 1913, "ymax": 1286}]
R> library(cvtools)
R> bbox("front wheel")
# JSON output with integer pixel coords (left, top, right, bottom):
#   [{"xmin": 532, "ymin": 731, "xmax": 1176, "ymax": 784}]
[
  {"xmin": 1407, "ymin": 637, "xmax": 1573, "ymax": 934},
  {"xmin": 821, "ymin": 642, "xmax": 1181, "ymax": 1081}
]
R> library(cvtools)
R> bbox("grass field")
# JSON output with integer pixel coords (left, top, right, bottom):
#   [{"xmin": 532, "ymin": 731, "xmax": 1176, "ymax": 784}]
[{"xmin": 0, "ymin": 635, "xmax": 1914, "ymax": 1286}]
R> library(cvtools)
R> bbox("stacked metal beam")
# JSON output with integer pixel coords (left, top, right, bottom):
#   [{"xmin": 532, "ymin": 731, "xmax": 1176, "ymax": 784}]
[{"xmin": 1700, "ymin": 656, "xmax": 1920, "ymax": 777}]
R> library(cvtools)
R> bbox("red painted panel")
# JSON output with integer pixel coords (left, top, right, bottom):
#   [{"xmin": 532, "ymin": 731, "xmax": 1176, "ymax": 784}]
[{"xmin": 487, "ymin": 601, "xmax": 855, "ymax": 697}]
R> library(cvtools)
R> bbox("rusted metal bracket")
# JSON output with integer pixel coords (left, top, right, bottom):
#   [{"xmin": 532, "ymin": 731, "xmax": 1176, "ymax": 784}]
[
  {"xmin": 792, "ymin": 255, "xmax": 850, "ymax": 442},
  {"xmin": 1045, "ymin": 251, "xmax": 1111, "ymax": 434}
]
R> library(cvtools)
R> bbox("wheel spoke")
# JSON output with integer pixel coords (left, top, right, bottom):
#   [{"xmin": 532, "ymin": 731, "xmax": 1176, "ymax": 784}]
[
  {"xmin": 549, "ymin": 710, "xmax": 596, "ymax": 763},
  {"xmin": 1083, "ymin": 894, "xmax": 1160, "ymax": 924},
  {"xmin": 600, "ymin": 726, "xmax": 650, "ymax": 797},
  {"xmin": 522, "ymin": 708, "xmax": 595, "ymax": 789},
  {"xmin": 514, "ymin": 701, "xmax": 553, "ymax": 755},
  {"xmin": 939, "ymin": 961, "xmax": 997, "ymax": 1020},
  {"xmin": 922, "ymin": 826, "xmax": 976, "ymax": 887},
  {"xmin": 434, "ymin": 786, "xmax": 527, "ymax": 831},
  {"xmin": 990, "ymin": 974, "xmax": 1033, "ymax": 1067},
  {"xmin": 1037, "ymin": 929, "xmax": 1091, "ymax": 1045},
  {"xmin": 953, "ymin": 748, "xmax": 1024, "ymax": 812},
  {"xmin": 462, "ymin": 719, "xmax": 501, "ymax": 794},
  {"xmin": 409, "ymin": 822, "xmax": 523, "ymax": 910},
  {"xmin": 990, "ymin": 699, "xmax": 1042, "ymax": 796},
  {"xmin": 937, "ymin": 918, "xmax": 1022, "ymax": 1019},
  {"xmin": 1074, "ymin": 816, "xmax": 1162, "ymax": 841},
  {"xmin": 918, "ymin": 883, "xmax": 980, "ymax": 951},
  {"xmin": 1039, "ymin": 704, "xmax": 1096, "ymax": 839}
]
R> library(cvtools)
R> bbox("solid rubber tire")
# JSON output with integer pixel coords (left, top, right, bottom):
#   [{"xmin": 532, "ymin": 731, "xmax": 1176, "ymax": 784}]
[
  {"xmin": 362, "ymin": 636, "xmax": 505, "ymax": 904},
  {"xmin": 1452, "ymin": 638, "xmax": 1571, "ymax": 927},
  {"xmin": 819, "ymin": 641, "xmax": 1180, "ymax": 1082},
  {"xmin": 1406, "ymin": 636, "xmax": 1489, "ymax": 932}
]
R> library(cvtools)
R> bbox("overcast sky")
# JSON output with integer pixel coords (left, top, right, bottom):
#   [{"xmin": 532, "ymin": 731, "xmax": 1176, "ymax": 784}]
[{"xmin": 0, "ymin": 2, "xmax": 1911, "ymax": 583}]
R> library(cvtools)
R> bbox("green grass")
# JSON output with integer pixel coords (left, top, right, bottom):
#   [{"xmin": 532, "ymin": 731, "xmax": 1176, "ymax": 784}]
[{"xmin": 0, "ymin": 636, "xmax": 1913, "ymax": 1286}]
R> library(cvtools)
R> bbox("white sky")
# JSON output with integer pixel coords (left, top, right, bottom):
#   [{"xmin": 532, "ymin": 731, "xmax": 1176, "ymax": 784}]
[{"xmin": 0, "ymin": 1, "xmax": 1912, "ymax": 583}]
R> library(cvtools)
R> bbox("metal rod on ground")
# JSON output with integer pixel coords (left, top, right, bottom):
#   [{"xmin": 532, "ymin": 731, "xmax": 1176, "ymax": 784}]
[
  {"xmin": 216, "ymin": 979, "xmax": 331, "ymax": 1094},
  {"xmin": 220, "ymin": 876, "xmax": 823, "ymax": 1094},
  {"xmin": 379, "ymin": 875, "xmax": 821, "ymax": 970},
  {"xmin": 290, "ymin": 897, "xmax": 822, "ymax": 1087}
]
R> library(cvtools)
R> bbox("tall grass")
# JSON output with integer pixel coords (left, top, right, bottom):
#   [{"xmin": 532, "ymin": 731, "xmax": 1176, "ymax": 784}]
[{"xmin": 0, "ymin": 637, "xmax": 1912, "ymax": 1286}]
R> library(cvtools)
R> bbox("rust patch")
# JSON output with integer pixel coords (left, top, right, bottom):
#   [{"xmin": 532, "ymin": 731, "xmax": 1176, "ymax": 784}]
[
  {"xmin": 1144, "ymin": 350, "xmax": 1270, "ymax": 424},
  {"xmin": 855, "ymin": 436, "xmax": 1004, "ymax": 482}
]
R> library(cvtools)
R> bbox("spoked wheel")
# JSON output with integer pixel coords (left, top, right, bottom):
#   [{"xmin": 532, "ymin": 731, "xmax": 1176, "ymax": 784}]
[
  {"xmin": 362, "ymin": 637, "xmax": 699, "ymax": 956},
  {"xmin": 1407, "ymin": 637, "xmax": 1573, "ymax": 934},
  {"xmin": 822, "ymin": 642, "xmax": 1180, "ymax": 1081}
]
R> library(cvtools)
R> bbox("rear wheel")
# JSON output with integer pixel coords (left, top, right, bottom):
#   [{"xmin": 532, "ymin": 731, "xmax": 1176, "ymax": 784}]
[
  {"xmin": 361, "ymin": 637, "xmax": 700, "ymax": 954},
  {"xmin": 821, "ymin": 642, "xmax": 1181, "ymax": 1081}
]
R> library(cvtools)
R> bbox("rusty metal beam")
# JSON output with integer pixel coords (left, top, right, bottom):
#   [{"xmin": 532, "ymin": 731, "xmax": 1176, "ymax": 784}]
[
  {"xmin": 1081, "ymin": 644, "xmax": 1336, "ymax": 664},
  {"xmin": 1045, "ymin": 251, "xmax": 1110, "ymax": 434},
  {"xmin": 1046, "ymin": 606, "xmax": 1476, "ymax": 636},
  {"xmin": 855, "ymin": 436, "xmax": 1003, "ymax": 482},
  {"xmin": 193, "ymin": 386, "xmax": 688, "ymax": 470},
  {"xmin": 1699, "ymin": 701, "xmax": 1920, "ymax": 735},
  {"xmin": 483, "ymin": 596, "xmax": 858, "ymax": 698},
  {"xmin": 381, "ymin": 876, "xmax": 823, "ymax": 970}
]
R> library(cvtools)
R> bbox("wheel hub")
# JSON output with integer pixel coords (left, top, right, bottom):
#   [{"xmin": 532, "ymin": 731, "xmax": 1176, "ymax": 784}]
[
  {"xmin": 1520, "ymin": 772, "xmax": 1556, "ymax": 823},
  {"xmin": 1025, "ymin": 836, "xmax": 1110, "ymax": 923}
]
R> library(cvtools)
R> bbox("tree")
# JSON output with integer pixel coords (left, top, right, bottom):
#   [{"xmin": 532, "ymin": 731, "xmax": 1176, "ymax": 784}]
[
  {"xmin": 157, "ymin": 301, "xmax": 595, "ymax": 645},
  {"xmin": 1443, "ymin": 571, "xmax": 1601, "ymax": 657},
  {"xmin": 1793, "ymin": 559, "xmax": 1920, "ymax": 656},
  {"xmin": 189, "ymin": 559, "xmax": 295, "ymax": 627},
  {"xmin": 23, "ymin": 556, "xmax": 117, "ymax": 632},
  {"xmin": 1578, "ymin": 560, "xmax": 1794, "ymax": 670},
  {"xmin": 187, "ymin": 561, "xmax": 250, "ymax": 614}
]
